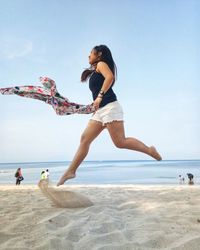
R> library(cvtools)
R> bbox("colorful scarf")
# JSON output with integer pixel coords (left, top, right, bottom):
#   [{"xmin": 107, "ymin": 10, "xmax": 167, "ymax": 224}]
[{"xmin": 0, "ymin": 77, "xmax": 95, "ymax": 115}]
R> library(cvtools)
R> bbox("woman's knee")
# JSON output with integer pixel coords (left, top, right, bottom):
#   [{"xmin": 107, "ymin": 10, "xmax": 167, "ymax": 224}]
[{"xmin": 113, "ymin": 140, "xmax": 125, "ymax": 149}]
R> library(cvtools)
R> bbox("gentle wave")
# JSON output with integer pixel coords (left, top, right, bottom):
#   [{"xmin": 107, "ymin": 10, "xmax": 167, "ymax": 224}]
[{"xmin": 0, "ymin": 160, "xmax": 199, "ymax": 185}]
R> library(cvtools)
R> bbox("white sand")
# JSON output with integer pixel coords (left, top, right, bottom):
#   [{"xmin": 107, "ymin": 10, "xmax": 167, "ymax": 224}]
[{"xmin": 1, "ymin": 184, "xmax": 200, "ymax": 250}]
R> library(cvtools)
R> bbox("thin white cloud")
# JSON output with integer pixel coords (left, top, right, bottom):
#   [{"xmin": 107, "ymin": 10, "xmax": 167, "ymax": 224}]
[{"xmin": 0, "ymin": 37, "xmax": 33, "ymax": 59}]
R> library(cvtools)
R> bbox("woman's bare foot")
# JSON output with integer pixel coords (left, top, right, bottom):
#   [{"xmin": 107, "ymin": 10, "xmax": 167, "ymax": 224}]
[
  {"xmin": 149, "ymin": 146, "xmax": 162, "ymax": 161},
  {"xmin": 57, "ymin": 171, "xmax": 76, "ymax": 186}
]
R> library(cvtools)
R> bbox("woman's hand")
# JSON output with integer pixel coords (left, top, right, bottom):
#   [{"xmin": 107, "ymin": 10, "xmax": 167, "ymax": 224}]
[{"xmin": 93, "ymin": 97, "xmax": 102, "ymax": 110}]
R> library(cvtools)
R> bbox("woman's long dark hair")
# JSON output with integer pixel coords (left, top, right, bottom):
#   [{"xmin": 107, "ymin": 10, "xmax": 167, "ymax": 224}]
[{"xmin": 81, "ymin": 45, "xmax": 117, "ymax": 82}]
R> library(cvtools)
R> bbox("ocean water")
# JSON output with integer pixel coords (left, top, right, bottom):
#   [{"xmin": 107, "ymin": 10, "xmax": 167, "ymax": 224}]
[{"xmin": 0, "ymin": 160, "xmax": 200, "ymax": 185}]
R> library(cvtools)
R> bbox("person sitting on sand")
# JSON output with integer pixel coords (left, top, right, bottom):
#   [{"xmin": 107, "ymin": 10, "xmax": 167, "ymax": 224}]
[{"xmin": 57, "ymin": 45, "xmax": 162, "ymax": 186}]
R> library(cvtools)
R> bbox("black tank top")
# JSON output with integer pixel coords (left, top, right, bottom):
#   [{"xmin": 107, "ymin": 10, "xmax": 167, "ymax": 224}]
[{"xmin": 89, "ymin": 71, "xmax": 117, "ymax": 108}]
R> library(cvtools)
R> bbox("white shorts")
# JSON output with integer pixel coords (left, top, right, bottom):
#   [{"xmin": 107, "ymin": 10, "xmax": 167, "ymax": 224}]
[{"xmin": 90, "ymin": 101, "xmax": 124, "ymax": 126}]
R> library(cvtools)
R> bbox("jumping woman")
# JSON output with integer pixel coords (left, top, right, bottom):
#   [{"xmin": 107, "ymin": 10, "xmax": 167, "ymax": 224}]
[{"xmin": 57, "ymin": 45, "xmax": 162, "ymax": 186}]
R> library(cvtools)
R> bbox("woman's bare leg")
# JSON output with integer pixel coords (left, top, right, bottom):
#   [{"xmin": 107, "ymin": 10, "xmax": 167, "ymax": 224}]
[
  {"xmin": 106, "ymin": 121, "xmax": 162, "ymax": 160},
  {"xmin": 57, "ymin": 120, "xmax": 105, "ymax": 186}
]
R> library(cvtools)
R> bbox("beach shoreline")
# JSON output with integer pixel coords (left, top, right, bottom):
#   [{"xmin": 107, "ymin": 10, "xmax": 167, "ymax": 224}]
[{"xmin": 1, "ymin": 184, "xmax": 200, "ymax": 250}]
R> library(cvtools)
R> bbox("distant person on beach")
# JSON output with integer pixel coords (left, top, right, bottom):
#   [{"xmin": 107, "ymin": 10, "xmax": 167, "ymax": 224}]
[
  {"xmin": 187, "ymin": 173, "xmax": 194, "ymax": 185},
  {"xmin": 15, "ymin": 168, "xmax": 24, "ymax": 185},
  {"xmin": 178, "ymin": 175, "xmax": 185, "ymax": 184},
  {"xmin": 57, "ymin": 45, "xmax": 162, "ymax": 186},
  {"xmin": 41, "ymin": 170, "xmax": 46, "ymax": 180},
  {"xmin": 45, "ymin": 169, "xmax": 49, "ymax": 179},
  {"xmin": 40, "ymin": 169, "xmax": 49, "ymax": 180}
]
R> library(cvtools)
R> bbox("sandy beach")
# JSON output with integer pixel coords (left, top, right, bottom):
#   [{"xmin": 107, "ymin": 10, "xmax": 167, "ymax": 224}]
[{"xmin": 1, "ymin": 184, "xmax": 200, "ymax": 250}]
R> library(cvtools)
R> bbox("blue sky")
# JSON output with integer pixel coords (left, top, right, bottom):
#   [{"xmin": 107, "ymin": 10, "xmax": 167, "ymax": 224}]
[{"xmin": 0, "ymin": 0, "xmax": 199, "ymax": 162}]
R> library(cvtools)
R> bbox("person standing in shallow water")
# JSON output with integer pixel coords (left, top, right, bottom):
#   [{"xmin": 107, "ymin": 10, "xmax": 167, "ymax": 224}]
[
  {"xmin": 57, "ymin": 45, "xmax": 162, "ymax": 186},
  {"xmin": 15, "ymin": 167, "xmax": 24, "ymax": 185}
]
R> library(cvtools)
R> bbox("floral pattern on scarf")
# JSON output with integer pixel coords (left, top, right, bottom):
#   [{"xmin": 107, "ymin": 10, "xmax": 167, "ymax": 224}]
[{"xmin": 0, "ymin": 77, "xmax": 95, "ymax": 115}]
